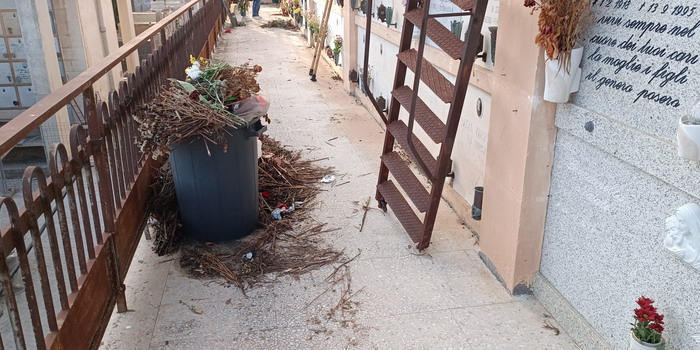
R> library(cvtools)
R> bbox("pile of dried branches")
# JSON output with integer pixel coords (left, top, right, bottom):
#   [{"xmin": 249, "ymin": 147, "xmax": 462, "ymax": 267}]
[
  {"xmin": 261, "ymin": 19, "xmax": 298, "ymax": 30},
  {"xmin": 135, "ymin": 62, "xmax": 264, "ymax": 159},
  {"xmin": 135, "ymin": 84, "xmax": 246, "ymax": 159},
  {"xmin": 149, "ymin": 163, "xmax": 181, "ymax": 255},
  {"xmin": 178, "ymin": 135, "xmax": 338, "ymax": 289},
  {"xmin": 257, "ymin": 134, "xmax": 331, "ymax": 226},
  {"xmin": 147, "ymin": 133, "xmax": 342, "ymax": 290},
  {"xmin": 181, "ymin": 222, "xmax": 345, "ymax": 291},
  {"xmin": 214, "ymin": 64, "xmax": 262, "ymax": 102}
]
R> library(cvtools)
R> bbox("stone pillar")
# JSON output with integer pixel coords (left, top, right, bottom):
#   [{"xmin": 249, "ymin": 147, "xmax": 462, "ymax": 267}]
[
  {"xmin": 478, "ymin": 1, "xmax": 557, "ymax": 293},
  {"xmin": 75, "ymin": 0, "xmax": 123, "ymax": 96},
  {"xmin": 16, "ymin": 0, "xmax": 71, "ymax": 146},
  {"xmin": 97, "ymin": 0, "xmax": 123, "ymax": 83},
  {"xmin": 115, "ymin": 0, "xmax": 140, "ymax": 72},
  {"xmin": 52, "ymin": 0, "xmax": 89, "ymax": 81},
  {"xmin": 341, "ymin": 0, "xmax": 356, "ymax": 92}
]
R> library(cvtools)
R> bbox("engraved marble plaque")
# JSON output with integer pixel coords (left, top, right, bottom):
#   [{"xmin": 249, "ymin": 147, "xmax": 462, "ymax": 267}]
[
  {"xmin": 574, "ymin": 0, "xmax": 700, "ymax": 141},
  {"xmin": 13, "ymin": 61, "xmax": 29, "ymax": 83},
  {"xmin": 8, "ymin": 37, "xmax": 24, "ymax": 59}
]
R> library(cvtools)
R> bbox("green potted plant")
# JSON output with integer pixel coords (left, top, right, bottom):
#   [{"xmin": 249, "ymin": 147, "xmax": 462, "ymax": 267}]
[
  {"xmin": 304, "ymin": 11, "xmax": 320, "ymax": 47},
  {"xmin": 332, "ymin": 35, "xmax": 342, "ymax": 66},
  {"xmin": 238, "ymin": 0, "xmax": 250, "ymax": 17},
  {"xmin": 629, "ymin": 297, "xmax": 666, "ymax": 349}
]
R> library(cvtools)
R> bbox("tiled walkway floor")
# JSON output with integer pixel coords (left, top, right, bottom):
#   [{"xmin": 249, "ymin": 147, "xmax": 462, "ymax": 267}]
[{"xmin": 100, "ymin": 6, "xmax": 579, "ymax": 349}]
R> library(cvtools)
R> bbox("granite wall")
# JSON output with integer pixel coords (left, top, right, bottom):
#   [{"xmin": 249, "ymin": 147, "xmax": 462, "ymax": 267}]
[{"xmin": 538, "ymin": 1, "xmax": 700, "ymax": 349}]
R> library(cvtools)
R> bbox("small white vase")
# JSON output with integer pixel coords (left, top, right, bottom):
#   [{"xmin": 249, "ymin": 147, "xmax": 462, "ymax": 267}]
[
  {"xmin": 307, "ymin": 31, "xmax": 316, "ymax": 48},
  {"xmin": 677, "ymin": 115, "xmax": 700, "ymax": 161},
  {"xmin": 543, "ymin": 46, "xmax": 584, "ymax": 103},
  {"xmin": 629, "ymin": 332, "xmax": 666, "ymax": 350}
]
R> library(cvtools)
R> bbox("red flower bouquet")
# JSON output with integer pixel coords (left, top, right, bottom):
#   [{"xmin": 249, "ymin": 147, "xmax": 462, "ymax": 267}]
[{"xmin": 631, "ymin": 297, "xmax": 665, "ymax": 345}]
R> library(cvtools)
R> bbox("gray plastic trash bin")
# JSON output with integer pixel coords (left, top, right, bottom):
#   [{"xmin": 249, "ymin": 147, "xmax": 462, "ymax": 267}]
[{"xmin": 169, "ymin": 118, "xmax": 267, "ymax": 242}]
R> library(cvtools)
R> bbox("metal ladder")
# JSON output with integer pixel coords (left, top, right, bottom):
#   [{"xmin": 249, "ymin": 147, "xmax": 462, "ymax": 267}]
[{"xmin": 362, "ymin": 0, "xmax": 488, "ymax": 249}]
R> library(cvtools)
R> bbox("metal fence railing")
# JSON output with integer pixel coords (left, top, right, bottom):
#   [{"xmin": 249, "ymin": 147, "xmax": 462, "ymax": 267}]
[{"xmin": 0, "ymin": 0, "xmax": 227, "ymax": 348}]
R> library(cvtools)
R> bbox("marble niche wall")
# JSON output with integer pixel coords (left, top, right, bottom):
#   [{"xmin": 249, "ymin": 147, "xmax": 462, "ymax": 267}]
[{"xmin": 536, "ymin": 1, "xmax": 700, "ymax": 349}]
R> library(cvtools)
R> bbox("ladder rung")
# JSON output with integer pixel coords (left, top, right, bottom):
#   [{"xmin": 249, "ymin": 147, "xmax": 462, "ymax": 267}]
[
  {"xmin": 377, "ymin": 180, "xmax": 424, "ymax": 243},
  {"xmin": 397, "ymin": 49, "xmax": 454, "ymax": 104},
  {"xmin": 392, "ymin": 86, "xmax": 446, "ymax": 144},
  {"xmin": 404, "ymin": 9, "xmax": 464, "ymax": 60},
  {"xmin": 450, "ymin": 0, "xmax": 473, "ymax": 11},
  {"xmin": 386, "ymin": 120, "xmax": 438, "ymax": 177},
  {"xmin": 381, "ymin": 151, "xmax": 431, "ymax": 212}
]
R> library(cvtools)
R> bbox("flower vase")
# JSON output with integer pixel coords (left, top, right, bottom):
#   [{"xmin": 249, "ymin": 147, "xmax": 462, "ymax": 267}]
[
  {"xmin": 629, "ymin": 332, "xmax": 665, "ymax": 350},
  {"xmin": 240, "ymin": 9, "xmax": 246, "ymax": 16},
  {"xmin": 677, "ymin": 115, "xmax": 700, "ymax": 161},
  {"xmin": 488, "ymin": 26, "xmax": 497, "ymax": 64},
  {"xmin": 543, "ymin": 46, "xmax": 584, "ymax": 103},
  {"xmin": 308, "ymin": 31, "xmax": 315, "ymax": 48},
  {"xmin": 334, "ymin": 54, "xmax": 340, "ymax": 66}
]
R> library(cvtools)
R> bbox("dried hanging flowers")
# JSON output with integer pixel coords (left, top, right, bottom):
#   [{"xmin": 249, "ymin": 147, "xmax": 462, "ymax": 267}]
[{"xmin": 525, "ymin": 0, "xmax": 591, "ymax": 71}]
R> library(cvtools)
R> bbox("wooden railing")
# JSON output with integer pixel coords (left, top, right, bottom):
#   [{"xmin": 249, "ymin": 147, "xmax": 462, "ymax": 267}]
[{"xmin": 0, "ymin": 0, "xmax": 227, "ymax": 348}]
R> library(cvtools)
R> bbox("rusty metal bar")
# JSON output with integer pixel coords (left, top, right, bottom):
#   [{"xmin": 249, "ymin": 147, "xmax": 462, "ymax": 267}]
[
  {"xmin": 0, "ymin": 0, "xmax": 226, "ymax": 348},
  {"xmin": 22, "ymin": 168, "xmax": 60, "ymax": 333},
  {"xmin": 405, "ymin": 0, "xmax": 437, "ymax": 181},
  {"xmin": 48, "ymin": 145, "xmax": 80, "ymax": 293},
  {"xmin": 0, "ymin": 198, "xmax": 27, "ymax": 350},
  {"xmin": 374, "ymin": 0, "xmax": 418, "ymax": 203},
  {"xmin": 420, "ymin": 0, "xmax": 488, "ymax": 249},
  {"xmin": 51, "ymin": 144, "xmax": 88, "ymax": 274},
  {"xmin": 361, "ymin": 2, "xmax": 388, "ymax": 123},
  {"xmin": 0, "ymin": 0, "xmax": 206, "ymax": 156}
]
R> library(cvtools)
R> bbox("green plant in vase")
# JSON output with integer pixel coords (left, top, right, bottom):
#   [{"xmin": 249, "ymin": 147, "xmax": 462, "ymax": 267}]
[
  {"xmin": 238, "ymin": 0, "xmax": 249, "ymax": 16},
  {"xmin": 629, "ymin": 297, "xmax": 666, "ymax": 349},
  {"xmin": 305, "ymin": 11, "xmax": 320, "ymax": 33},
  {"xmin": 332, "ymin": 35, "xmax": 342, "ymax": 66}
]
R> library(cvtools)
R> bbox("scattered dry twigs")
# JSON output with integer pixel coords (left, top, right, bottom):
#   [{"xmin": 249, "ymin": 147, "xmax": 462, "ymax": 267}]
[
  {"xmin": 325, "ymin": 266, "xmax": 362, "ymax": 320},
  {"xmin": 195, "ymin": 250, "xmax": 246, "ymax": 293},
  {"xmin": 260, "ymin": 19, "xmax": 298, "ymax": 30},
  {"xmin": 150, "ymin": 163, "xmax": 182, "ymax": 255},
  {"xmin": 214, "ymin": 64, "xmax": 262, "ymax": 101},
  {"xmin": 135, "ymin": 63, "xmax": 263, "ymax": 159},
  {"xmin": 359, "ymin": 196, "xmax": 371, "ymax": 232},
  {"xmin": 543, "ymin": 320, "xmax": 561, "ymax": 335},
  {"xmin": 325, "ymin": 252, "xmax": 360, "ymax": 282},
  {"xmin": 180, "ymin": 220, "xmax": 345, "ymax": 291},
  {"xmin": 135, "ymin": 84, "xmax": 246, "ymax": 159},
  {"xmin": 172, "ymin": 135, "xmax": 345, "ymax": 292},
  {"xmin": 258, "ymin": 135, "xmax": 331, "ymax": 227}
]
